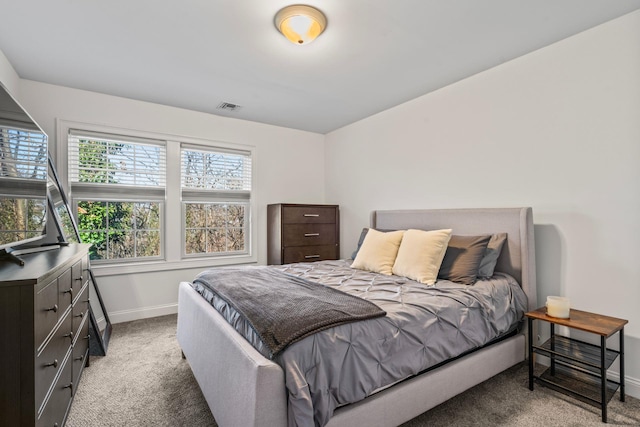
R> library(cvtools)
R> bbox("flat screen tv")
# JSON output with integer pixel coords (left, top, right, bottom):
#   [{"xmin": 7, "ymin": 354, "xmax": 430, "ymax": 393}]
[{"xmin": 0, "ymin": 83, "xmax": 48, "ymax": 263}]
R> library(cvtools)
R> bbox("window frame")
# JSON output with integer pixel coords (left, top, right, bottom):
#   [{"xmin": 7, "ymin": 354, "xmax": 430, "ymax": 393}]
[
  {"xmin": 67, "ymin": 131, "xmax": 167, "ymax": 264},
  {"xmin": 180, "ymin": 143, "xmax": 252, "ymax": 259},
  {"xmin": 57, "ymin": 119, "xmax": 257, "ymax": 276}
]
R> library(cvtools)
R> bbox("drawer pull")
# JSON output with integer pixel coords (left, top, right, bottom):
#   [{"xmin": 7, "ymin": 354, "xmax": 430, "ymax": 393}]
[
  {"xmin": 74, "ymin": 312, "xmax": 84, "ymax": 319},
  {"xmin": 63, "ymin": 287, "xmax": 73, "ymax": 294},
  {"xmin": 44, "ymin": 359, "xmax": 58, "ymax": 369},
  {"xmin": 64, "ymin": 331, "xmax": 74, "ymax": 340},
  {"xmin": 63, "ymin": 382, "xmax": 73, "ymax": 394},
  {"xmin": 45, "ymin": 304, "xmax": 58, "ymax": 313},
  {"xmin": 74, "ymin": 355, "xmax": 84, "ymax": 362},
  {"xmin": 85, "ymin": 334, "xmax": 90, "ymax": 340},
  {"xmin": 304, "ymin": 233, "xmax": 320, "ymax": 237},
  {"xmin": 304, "ymin": 255, "xmax": 320, "ymax": 259},
  {"xmin": 303, "ymin": 214, "xmax": 319, "ymax": 217},
  {"xmin": 75, "ymin": 277, "xmax": 83, "ymax": 281}
]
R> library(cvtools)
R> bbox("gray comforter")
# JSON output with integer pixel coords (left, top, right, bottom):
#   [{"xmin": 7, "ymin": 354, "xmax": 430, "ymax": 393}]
[
  {"xmin": 192, "ymin": 266, "xmax": 385, "ymax": 357},
  {"xmin": 194, "ymin": 260, "xmax": 528, "ymax": 427}
]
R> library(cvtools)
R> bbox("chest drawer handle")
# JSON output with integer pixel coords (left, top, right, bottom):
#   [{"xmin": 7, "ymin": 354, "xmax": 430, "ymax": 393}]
[
  {"xmin": 45, "ymin": 304, "xmax": 58, "ymax": 313},
  {"xmin": 44, "ymin": 359, "xmax": 58, "ymax": 369},
  {"xmin": 74, "ymin": 312, "xmax": 84, "ymax": 318},
  {"xmin": 64, "ymin": 331, "xmax": 74, "ymax": 340},
  {"xmin": 304, "ymin": 233, "xmax": 320, "ymax": 237},
  {"xmin": 63, "ymin": 382, "xmax": 73, "ymax": 394},
  {"xmin": 63, "ymin": 287, "xmax": 73, "ymax": 295},
  {"xmin": 303, "ymin": 214, "xmax": 319, "ymax": 217},
  {"xmin": 304, "ymin": 255, "xmax": 320, "ymax": 259},
  {"xmin": 74, "ymin": 355, "xmax": 85, "ymax": 362}
]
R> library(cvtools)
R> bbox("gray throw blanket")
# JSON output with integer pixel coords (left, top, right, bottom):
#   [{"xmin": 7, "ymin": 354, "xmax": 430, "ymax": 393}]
[{"xmin": 193, "ymin": 266, "xmax": 386, "ymax": 358}]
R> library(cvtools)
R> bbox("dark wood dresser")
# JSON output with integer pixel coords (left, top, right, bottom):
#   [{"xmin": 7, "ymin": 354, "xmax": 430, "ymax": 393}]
[
  {"xmin": 0, "ymin": 244, "xmax": 91, "ymax": 427},
  {"xmin": 267, "ymin": 203, "xmax": 340, "ymax": 265}
]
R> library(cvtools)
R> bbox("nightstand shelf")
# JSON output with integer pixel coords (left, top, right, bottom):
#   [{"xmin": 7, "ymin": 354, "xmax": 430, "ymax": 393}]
[
  {"xmin": 539, "ymin": 364, "xmax": 619, "ymax": 407},
  {"xmin": 535, "ymin": 335, "xmax": 620, "ymax": 374},
  {"xmin": 526, "ymin": 307, "xmax": 628, "ymax": 423}
]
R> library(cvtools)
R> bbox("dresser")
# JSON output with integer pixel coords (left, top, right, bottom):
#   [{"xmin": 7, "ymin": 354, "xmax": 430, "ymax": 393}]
[
  {"xmin": 0, "ymin": 244, "xmax": 91, "ymax": 427},
  {"xmin": 267, "ymin": 204, "xmax": 340, "ymax": 265}
]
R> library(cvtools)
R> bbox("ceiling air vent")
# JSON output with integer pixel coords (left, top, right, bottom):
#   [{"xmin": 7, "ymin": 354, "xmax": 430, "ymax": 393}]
[{"xmin": 217, "ymin": 102, "xmax": 242, "ymax": 112}]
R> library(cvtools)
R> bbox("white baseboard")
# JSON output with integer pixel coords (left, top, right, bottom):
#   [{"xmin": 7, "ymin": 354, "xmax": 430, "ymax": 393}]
[
  {"xmin": 608, "ymin": 370, "xmax": 640, "ymax": 400},
  {"xmin": 107, "ymin": 303, "xmax": 178, "ymax": 324}
]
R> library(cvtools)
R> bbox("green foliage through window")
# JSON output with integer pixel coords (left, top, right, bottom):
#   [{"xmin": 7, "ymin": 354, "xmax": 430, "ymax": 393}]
[
  {"xmin": 184, "ymin": 203, "xmax": 245, "ymax": 254},
  {"xmin": 78, "ymin": 200, "xmax": 160, "ymax": 260}
]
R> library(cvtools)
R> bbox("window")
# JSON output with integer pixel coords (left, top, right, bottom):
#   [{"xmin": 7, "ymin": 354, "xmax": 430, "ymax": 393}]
[
  {"xmin": 64, "ymin": 124, "xmax": 254, "ymax": 269},
  {"xmin": 68, "ymin": 130, "xmax": 165, "ymax": 262},
  {"xmin": 181, "ymin": 146, "xmax": 251, "ymax": 257}
]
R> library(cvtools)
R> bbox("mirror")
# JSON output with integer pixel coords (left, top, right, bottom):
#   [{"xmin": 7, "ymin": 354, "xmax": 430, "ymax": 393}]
[
  {"xmin": 0, "ymin": 83, "xmax": 48, "ymax": 264},
  {"xmin": 47, "ymin": 153, "xmax": 112, "ymax": 355}
]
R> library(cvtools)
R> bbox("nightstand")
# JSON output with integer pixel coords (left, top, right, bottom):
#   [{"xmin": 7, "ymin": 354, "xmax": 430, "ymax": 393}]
[{"xmin": 526, "ymin": 307, "xmax": 628, "ymax": 423}]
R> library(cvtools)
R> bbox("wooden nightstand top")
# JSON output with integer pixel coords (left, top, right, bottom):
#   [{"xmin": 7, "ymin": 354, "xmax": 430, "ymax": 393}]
[{"xmin": 525, "ymin": 307, "xmax": 628, "ymax": 337}]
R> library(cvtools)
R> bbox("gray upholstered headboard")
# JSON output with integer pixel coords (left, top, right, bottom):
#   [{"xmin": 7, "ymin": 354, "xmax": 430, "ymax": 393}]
[{"xmin": 371, "ymin": 207, "xmax": 537, "ymax": 311}]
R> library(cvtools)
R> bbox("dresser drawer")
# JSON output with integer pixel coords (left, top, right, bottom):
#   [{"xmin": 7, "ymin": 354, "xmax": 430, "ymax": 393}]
[
  {"xmin": 282, "ymin": 206, "xmax": 337, "ymax": 224},
  {"xmin": 72, "ymin": 283, "xmax": 90, "ymax": 337},
  {"xmin": 35, "ymin": 278, "xmax": 59, "ymax": 348},
  {"xmin": 57, "ymin": 268, "xmax": 73, "ymax": 317},
  {"xmin": 37, "ymin": 353, "xmax": 73, "ymax": 427},
  {"xmin": 283, "ymin": 245, "xmax": 338, "ymax": 263},
  {"xmin": 71, "ymin": 259, "xmax": 85, "ymax": 295},
  {"xmin": 72, "ymin": 316, "xmax": 90, "ymax": 390},
  {"xmin": 35, "ymin": 312, "xmax": 73, "ymax": 412},
  {"xmin": 282, "ymin": 223, "xmax": 337, "ymax": 246},
  {"xmin": 81, "ymin": 255, "xmax": 90, "ymax": 289}
]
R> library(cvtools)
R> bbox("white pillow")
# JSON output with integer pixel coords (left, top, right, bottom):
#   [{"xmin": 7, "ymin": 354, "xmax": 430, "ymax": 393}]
[
  {"xmin": 392, "ymin": 228, "xmax": 452, "ymax": 285},
  {"xmin": 351, "ymin": 229, "xmax": 405, "ymax": 275}
]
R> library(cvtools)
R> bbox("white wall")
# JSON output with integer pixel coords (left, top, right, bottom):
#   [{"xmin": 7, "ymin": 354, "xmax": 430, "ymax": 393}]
[
  {"xmin": 325, "ymin": 10, "xmax": 640, "ymax": 395},
  {"xmin": 14, "ymin": 79, "xmax": 325, "ymax": 323},
  {"xmin": 0, "ymin": 50, "xmax": 20, "ymax": 97}
]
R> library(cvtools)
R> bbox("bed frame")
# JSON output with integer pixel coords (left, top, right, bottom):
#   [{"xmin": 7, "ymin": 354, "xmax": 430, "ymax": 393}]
[{"xmin": 177, "ymin": 207, "xmax": 537, "ymax": 427}]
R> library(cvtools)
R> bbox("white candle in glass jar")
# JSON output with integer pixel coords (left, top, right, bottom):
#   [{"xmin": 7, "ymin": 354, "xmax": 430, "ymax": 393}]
[{"xmin": 546, "ymin": 296, "xmax": 570, "ymax": 318}]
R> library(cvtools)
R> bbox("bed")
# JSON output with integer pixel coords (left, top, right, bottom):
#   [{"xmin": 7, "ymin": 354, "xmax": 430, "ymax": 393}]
[{"xmin": 177, "ymin": 207, "xmax": 537, "ymax": 427}]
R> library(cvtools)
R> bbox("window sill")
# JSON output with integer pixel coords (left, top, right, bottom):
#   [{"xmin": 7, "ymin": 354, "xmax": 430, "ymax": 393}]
[{"xmin": 89, "ymin": 254, "xmax": 258, "ymax": 277}]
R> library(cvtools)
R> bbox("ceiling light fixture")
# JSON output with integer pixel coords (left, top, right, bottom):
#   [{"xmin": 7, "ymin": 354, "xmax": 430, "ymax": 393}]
[{"xmin": 275, "ymin": 5, "xmax": 327, "ymax": 45}]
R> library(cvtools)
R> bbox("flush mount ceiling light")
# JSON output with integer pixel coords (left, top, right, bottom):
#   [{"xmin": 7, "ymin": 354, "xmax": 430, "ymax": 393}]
[{"xmin": 275, "ymin": 5, "xmax": 327, "ymax": 45}]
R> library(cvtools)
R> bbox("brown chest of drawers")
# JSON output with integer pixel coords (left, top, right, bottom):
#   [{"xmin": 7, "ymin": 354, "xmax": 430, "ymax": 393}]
[
  {"xmin": 0, "ymin": 244, "xmax": 91, "ymax": 427},
  {"xmin": 267, "ymin": 204, "xmax": 340, "ymax": 265}
]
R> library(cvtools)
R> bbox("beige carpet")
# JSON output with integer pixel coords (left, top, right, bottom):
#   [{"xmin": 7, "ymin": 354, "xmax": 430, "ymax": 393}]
[{"xmin": 67, "ymin": 315, "xmax": 640, "ymax": 426}]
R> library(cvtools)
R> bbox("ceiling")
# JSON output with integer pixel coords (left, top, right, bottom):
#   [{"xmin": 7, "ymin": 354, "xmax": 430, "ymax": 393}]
[{"xmin": 1, "ymin": 1, "xmax": 639, "ymax": 134}]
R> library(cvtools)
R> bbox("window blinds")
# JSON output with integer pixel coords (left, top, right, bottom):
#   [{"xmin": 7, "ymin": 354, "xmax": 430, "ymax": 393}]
[
  {"xmin": 0, "ymin": 127, "xmax": 47, "ymax": 198},
  {"xmin": 0, "ymin": 127, "xmax": 47, "ymax": 180},
  {"xmin": 68, "ymin": 130, "xmax": 166, "ymax": 199},
  {"xmin": 181, "ymin": 144, "xmax": 251, "ymax": 201}
]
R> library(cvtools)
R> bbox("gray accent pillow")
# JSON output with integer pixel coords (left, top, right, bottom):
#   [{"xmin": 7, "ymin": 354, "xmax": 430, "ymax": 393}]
[
  {"xmin": 477, "ymin": 233, "xmax": 508, "ymax": 278},
  {"xmin": 438, "ymin": 235, "xmax": 491, "ymax": 285},
  {"xmin": 351, "ymin": 228, "xmax": 370, "ymax": 260}
]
